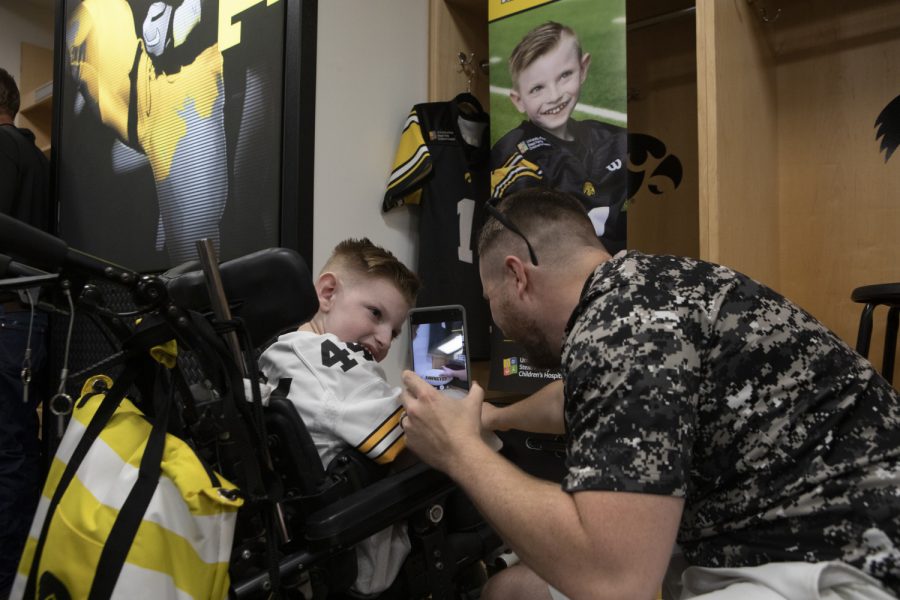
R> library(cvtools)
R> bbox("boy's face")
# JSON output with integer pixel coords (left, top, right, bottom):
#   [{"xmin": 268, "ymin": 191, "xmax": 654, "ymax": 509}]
[
  {"xmin": 510, "ymin": 34, "xmax": 591, "ymax": 139},
  {"xmin": 320, "ymin": 274, "xmax": 410, "ymax": 363}
]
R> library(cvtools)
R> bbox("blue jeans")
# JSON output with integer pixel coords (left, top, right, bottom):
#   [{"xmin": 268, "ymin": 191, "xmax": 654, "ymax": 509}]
[{"xmin": 0, "ymin": 307, "xmax": 48, "ymax": 596}]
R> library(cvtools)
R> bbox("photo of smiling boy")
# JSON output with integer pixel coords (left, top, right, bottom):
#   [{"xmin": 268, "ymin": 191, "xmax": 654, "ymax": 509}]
[{"xmin": 491, "ymin": 21, "xmax": 628, "ymax": 253}]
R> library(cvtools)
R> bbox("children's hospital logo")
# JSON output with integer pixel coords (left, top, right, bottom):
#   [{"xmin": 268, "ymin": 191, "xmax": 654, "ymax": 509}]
[{"xmin": 503, "ymin": 357, "xmax": 519, "ymax": 376}]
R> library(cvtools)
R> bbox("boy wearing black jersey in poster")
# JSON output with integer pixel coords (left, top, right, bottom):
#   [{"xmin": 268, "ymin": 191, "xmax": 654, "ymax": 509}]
[
  {"xmin": 488, "ymin": 13, "xmax": 627, "ymax": 394},
  {"xmin": 491, "ymin": 21, "xmax": 628, "ymax": 254}
]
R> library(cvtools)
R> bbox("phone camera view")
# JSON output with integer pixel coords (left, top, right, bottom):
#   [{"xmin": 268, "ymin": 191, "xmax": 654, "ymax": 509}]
[{"xmin": 411, "ymin": 319, "xmax": 469, "ymax": 395}]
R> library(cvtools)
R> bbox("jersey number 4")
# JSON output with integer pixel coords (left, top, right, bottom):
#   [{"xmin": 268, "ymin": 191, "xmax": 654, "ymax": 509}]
[{"xmin": 321, "ymin": 339, "xmax": 359, "ymax": 372}]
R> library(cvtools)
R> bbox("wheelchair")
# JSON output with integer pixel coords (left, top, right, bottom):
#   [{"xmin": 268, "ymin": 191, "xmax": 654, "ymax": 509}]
[{"xmin": 0, "ymin": 213, "xmax": 507, "ymax": 599}]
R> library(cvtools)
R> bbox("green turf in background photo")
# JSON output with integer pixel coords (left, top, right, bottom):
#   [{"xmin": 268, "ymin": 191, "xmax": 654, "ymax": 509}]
[{"xmin": 489, "ymin": 0, "xmax": 627, "ymax": 146}]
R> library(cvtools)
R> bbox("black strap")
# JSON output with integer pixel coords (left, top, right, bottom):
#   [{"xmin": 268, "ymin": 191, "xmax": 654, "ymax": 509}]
[
  {"xmin": 171, "ymin": 364, "xmax": 200, "ymax": 433},
  {"xmin": 185, "ymin": 312, "xmax": 268, "ymax": 500},
  {"xmin": 23, "ymin": 359, "xmax": 143, "ymax": 599},
  {"xmin": 87, "ymin": 370, "xmax": 173, "ymax": 600}
]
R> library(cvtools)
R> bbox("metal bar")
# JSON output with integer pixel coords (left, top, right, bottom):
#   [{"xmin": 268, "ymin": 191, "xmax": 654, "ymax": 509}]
[
  {"xmin": 856, "ymin": 304, "xmax": 875, "ymax": 357},
  {"xmin": 628, "ymin": 6, "xmax": 696, "ymax": 32},
  {"xmin": 230, "ymin": 549, "xmax": 317, "ymax": 598},
  {"xmin": 194, "ymin": 239, "xmax": 247, "ymax": 376},
  {"xmin": 884, "ymin": 307, "xmax": 898, "ymax": 384}
]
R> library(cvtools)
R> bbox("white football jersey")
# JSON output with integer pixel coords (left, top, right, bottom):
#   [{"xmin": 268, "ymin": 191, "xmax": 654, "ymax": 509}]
[{"xmin": 258, "ymin": 330, "xmax": 410, "ymax": 595}]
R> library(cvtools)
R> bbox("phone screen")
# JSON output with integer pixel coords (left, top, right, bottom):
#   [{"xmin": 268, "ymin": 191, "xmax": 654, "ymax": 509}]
[{"xmin": 409, "ymin": 305, "xmax": 470, "ymax": 396}]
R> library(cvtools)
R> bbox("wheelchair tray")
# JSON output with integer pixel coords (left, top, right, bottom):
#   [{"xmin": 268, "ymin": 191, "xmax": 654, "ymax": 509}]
[{"xmin": 304, "ymin": 462, "xmax": 454, "ymax": 548}]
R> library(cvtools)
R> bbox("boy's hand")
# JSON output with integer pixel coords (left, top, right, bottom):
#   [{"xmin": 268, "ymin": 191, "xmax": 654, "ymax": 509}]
[
  {"xmin": 481, "ymin": 401, "xmax": 507, "ymax": 432},
  {"xmin": 400, "ymin": 370, "xmax": 486, "ymax": 474}
]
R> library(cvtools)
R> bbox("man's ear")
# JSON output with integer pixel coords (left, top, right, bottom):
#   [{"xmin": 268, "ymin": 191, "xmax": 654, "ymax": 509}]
[
  {"xmin": 579, "ymin": 52, "xmax": 592, "ymax": 85},
  {"xmin": 315, "ymin": 272, "xmax": 339, "ymax": 312},
  {"xmin": 509, "ymin": 89, "xmax": 526, "ymax": 114},
  {"xmin": 504, "ymin": 255, "xmax": 529, "ymax": 298}
]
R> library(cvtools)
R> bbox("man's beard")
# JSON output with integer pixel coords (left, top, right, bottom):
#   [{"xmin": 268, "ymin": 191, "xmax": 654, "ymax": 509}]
[
  {"xmin": 497, "ymin": 297, "xmax": 560, "ymax": 370},
  {"xmin": 517, "ymin": 324, "xmax": 560, "ymax": 369}
]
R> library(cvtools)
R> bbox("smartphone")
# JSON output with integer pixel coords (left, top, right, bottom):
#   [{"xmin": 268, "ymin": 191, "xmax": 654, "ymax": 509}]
[{"xmin": 408, "ymin": 304, "xmax": 470, "ymax": 396}]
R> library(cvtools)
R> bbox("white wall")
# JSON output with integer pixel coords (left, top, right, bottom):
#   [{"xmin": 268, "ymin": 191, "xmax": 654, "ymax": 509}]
[
  {"xmin": 0, "ymin": 0, "xmax": 54, "ymax": 85},
  {"xmin": 314, "ymin": 0, "xmax": 428, "ymax": 382}
]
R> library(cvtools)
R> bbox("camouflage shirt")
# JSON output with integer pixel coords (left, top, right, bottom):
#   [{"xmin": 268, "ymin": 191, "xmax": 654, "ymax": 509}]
[{"xmin": 561, "ymin": 251, "xmax": 900, "ymax": 593}]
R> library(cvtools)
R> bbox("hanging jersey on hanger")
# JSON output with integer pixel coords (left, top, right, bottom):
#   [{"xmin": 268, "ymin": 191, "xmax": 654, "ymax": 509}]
[{"xmin": 383, "ymin": 93, "xmax": 491, "ymax": 360}]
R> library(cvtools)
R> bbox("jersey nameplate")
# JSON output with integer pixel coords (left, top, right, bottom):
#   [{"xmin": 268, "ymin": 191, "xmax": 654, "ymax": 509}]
[
  {"xmin": 517, "ymin": 136, "xmax": 551, "ymax": 154},
  {"xmin": 428, "ymin": 129, "xmax": 458, "ymax": 143}
]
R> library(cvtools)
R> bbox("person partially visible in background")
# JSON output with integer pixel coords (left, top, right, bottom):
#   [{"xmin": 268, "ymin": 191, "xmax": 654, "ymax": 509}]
[{"xmin": 0, "ymin": 65, "xmax": 52, "ymax": 600}]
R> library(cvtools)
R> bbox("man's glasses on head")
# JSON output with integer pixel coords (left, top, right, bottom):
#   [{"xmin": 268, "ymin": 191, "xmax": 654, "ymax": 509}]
[{"xmin": 483, "ymin": 202, "xmax": 539, "ymax": 266}]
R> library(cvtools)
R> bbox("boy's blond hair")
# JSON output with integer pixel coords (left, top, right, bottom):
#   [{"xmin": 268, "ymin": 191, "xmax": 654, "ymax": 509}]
[
  {"xmin": 322, "ymin": 238, "xmax": 420, "ymax": 306},
  {"xmin": 508, "ymin": 21, "xmax": 582, "ymax": 89}
]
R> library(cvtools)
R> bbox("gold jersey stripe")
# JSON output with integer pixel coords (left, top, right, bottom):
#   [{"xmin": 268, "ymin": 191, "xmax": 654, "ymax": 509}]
[{"xmin": 357, "ymin": 405, "xmax": 405, "ymax": 454}]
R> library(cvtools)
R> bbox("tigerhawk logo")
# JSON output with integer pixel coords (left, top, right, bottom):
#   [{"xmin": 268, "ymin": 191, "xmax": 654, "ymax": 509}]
[
  {"xmin": 876, "ymin": 93, "xmax": 900, "ymax": 162},
  {"xmin": 627, "ymin": 133, "xmax": 684, "ymax": 198}
]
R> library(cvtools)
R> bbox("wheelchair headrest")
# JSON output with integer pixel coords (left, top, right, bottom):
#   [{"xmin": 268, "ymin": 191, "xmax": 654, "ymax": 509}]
[{"xmin": 164, "ymin": 248, "xmax": 319, "ymax": 348}]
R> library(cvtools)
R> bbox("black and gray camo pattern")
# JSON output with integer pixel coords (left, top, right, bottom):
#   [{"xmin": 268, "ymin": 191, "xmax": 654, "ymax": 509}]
[{"xmin": 561, "ymin": 251, "xmax": 900, "ymax": 593}]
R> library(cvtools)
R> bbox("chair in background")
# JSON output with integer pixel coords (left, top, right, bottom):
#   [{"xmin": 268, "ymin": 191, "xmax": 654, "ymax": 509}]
[{"xmin": 851, "ymin": 283, "xmax": 900, "ymax": 384}]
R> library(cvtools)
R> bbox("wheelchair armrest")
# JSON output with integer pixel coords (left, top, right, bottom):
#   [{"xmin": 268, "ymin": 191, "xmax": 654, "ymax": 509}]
[{"xmin": 304, "ymin": 462, "xmax": 455, "ymax": 549}]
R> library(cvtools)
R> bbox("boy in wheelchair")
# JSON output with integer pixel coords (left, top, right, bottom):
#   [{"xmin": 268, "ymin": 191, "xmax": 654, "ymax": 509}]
[
  {"xmin": 257, "ymin": 238, "xmax": 420, "ymax": 597},
  {"xmin": 0, "ymin": 213, "xmax": 500, "ymax": 599}
]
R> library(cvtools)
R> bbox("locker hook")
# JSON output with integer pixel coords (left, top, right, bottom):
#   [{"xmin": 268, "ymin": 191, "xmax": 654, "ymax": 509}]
[{"xmin": 747, "ymin": 0, "xmax": 781, "ymax": 23}]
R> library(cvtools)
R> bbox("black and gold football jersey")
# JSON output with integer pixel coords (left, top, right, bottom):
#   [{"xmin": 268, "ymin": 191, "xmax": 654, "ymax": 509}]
[
  {"xmin": 491, "ymin": 118, "xmax": 628, "ymax": 254},
  {"xmin": 383, "ymin": 93, "xmax": 491, "ymax": 359}
]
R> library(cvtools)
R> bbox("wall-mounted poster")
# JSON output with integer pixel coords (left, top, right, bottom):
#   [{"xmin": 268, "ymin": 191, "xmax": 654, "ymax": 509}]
[
  {"xmin": 488, "ymin": 0, "xmax": 627, "ymax": 393},
  {"xmin": 53, "ymin": 0, "xmax": 317, "ymax": 272}
]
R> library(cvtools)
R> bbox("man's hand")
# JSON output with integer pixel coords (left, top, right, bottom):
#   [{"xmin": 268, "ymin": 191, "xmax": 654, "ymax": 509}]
[{"xmin": 400, "ymin": 370, "xmax": 486, "ymax": 474}]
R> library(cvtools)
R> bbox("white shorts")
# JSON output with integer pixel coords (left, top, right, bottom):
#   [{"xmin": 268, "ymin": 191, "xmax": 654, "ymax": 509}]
[
  {"xmin": 680, "ymin": 561, "xmax": 896, "ymax": 600},
  {"xmin": 547, "ymin": 561, "xmax": 896, "ymax": 600}
]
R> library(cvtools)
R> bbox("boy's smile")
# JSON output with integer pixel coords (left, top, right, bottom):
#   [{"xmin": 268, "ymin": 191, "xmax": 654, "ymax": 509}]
[
  {"xmin": 509, "ymin": 34, "xmax": 591, "ymax": 141},
  {"xmin": 540, "ymin": 98, "xmax": 571, "ymax": 117}
]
